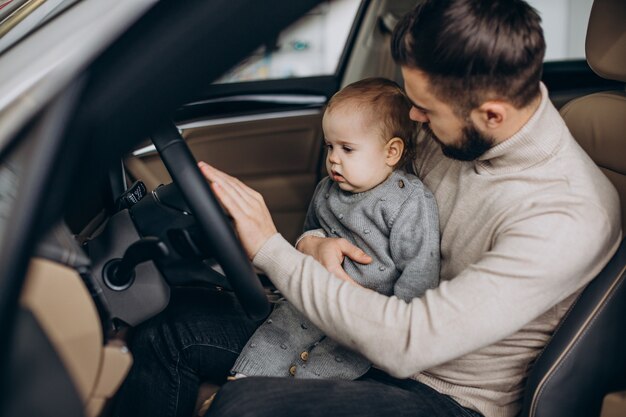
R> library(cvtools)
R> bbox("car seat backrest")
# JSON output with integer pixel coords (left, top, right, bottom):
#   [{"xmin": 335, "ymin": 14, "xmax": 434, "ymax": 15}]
[
  {"xmin": 584, "ymin": 0, "xmax": 626, "ymax": 83},
  {"xmin": 559, "ymin": 0, "xmax": 626, "ymax": 232},
  {"xmin": 520, "ymin": 1, "xmax": 626, "ymax": 416}
]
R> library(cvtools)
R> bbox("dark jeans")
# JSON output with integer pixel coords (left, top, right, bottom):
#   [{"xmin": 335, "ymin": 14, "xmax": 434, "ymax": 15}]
[
  {"xmin": 115, "ymin": 287, "xmax": 482, "ymax": 417},
  {"xmin": 115, "ymin": 288, "xmax": 259, "ymax": 417}
]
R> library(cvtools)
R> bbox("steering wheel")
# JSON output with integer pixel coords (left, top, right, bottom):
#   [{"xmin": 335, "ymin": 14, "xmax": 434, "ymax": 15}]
[{"xmin": 150, "ymin": 123, "xmax": 270, "ymax": 321}]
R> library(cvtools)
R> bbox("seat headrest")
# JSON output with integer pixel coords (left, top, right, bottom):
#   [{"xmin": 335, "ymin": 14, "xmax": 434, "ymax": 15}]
[{"xmin": 586, "ymin": 0, "xmax": 626, "ymax": 82}]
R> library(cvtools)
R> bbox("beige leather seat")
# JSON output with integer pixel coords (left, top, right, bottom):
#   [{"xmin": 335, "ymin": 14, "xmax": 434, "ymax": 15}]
[
  {"xmin": 559, "ymin": 0, "xmax": 626, "ymax": 231},
  {"xmin": 520, "ymin": 1, "xmax": 626, "ymax": 416},
  {"xmin": 20, "ymin": 259, "xmax": 133, "ymax": 417},
  {"xmin": 16, "ymin": 223, "xmax": 133, "ymax": 417}
]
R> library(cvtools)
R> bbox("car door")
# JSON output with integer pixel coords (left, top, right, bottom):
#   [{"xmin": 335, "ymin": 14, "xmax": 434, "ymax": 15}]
[
  {"xmin": 1, "ymin": 1, "xmax": 330, "ymax": 416},
  {"xmin": 124, "ymin": 0, "xmax": 415, "ymax": 244}
]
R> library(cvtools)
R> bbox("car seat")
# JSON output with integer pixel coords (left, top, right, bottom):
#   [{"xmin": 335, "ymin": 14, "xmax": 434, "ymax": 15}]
[{"xmin": 519, "ymin": 0, "xmax": 626, "ymax": 416}]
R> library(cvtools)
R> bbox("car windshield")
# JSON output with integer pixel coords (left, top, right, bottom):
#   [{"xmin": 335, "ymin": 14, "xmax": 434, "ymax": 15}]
[
  {"xmin": 216, "ymin": 0, "xmax": 361, "ymax": 83},
  {"xmin": 0, "ymin": 0, "xmax": 79, "ymax": 55}
]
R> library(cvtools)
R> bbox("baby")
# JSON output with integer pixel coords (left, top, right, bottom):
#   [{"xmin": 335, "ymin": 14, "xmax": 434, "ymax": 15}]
[{"xmin": 231, "ymin": 77, "xmax": 440, "ymax": 380}]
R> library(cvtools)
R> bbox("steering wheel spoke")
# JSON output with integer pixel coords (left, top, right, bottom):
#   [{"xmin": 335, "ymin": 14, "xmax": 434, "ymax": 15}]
[{"xmin": 150, "ymin": 122, "xmax": 270, "ymax": 321}]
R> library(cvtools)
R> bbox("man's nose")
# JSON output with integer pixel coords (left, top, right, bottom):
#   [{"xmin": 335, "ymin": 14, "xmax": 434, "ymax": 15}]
[{"xmin": 410, "ymin": 107, "xmax": 429, "ymax": 123}]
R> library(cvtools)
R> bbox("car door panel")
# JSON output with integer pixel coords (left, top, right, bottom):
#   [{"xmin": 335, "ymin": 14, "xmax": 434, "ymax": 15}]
[{"xmin": 127, "ymin": 109, "xmax": 325, "ymax": 244}]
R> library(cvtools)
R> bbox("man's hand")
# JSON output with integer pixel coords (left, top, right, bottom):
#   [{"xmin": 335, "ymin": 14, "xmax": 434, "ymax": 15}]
[
  {"xmin": 296, "ymin": 235, "xmax": 372, "ymax": 284},
  {"xmin": 198, "ymin": 161, "xmax": 277, "ymax": 259}
]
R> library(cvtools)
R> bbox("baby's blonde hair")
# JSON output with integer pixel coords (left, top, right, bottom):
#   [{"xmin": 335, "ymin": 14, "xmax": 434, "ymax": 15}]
[{"xmin": 325, "ymin": 77, "xmax": 418, "ymax": 173}]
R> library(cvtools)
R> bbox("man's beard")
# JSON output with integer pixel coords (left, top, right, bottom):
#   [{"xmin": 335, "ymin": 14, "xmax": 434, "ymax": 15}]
[{"xmin": 424, "ymin": 122, "xmax": 495, "ymax": 161}]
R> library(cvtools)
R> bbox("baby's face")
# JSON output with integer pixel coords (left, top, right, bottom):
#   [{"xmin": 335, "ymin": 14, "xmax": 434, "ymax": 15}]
[{"xmin": 322, "ymin": 105, "xmax": 394, "ymax": 193}]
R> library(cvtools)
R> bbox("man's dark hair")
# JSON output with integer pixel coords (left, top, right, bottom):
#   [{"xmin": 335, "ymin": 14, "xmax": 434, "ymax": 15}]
[{"xmin": 391, "ymin": 0, "xmax": 545, "ymax": 113}]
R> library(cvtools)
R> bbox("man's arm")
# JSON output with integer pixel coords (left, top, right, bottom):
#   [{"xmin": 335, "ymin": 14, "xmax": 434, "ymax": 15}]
[
  {"xmin": 296, "ymin": 234, "xmax": 370, "ymax": 284},
  {"xmin": 199, "ymin": 161, "xmax": 620, "ymax": 378},
  {"xmin": 254, "ymin": 203, "xmax": 620, "ymax": 378}
]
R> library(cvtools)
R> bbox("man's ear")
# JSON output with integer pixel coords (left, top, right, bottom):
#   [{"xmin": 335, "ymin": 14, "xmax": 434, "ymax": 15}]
[
  {"xmin": 385, "ymin": 137, "xmax": 404, "ymax": 166},
  {"xmin": 471, "ymin": 101, "xmax": 507, "ymax": 130}
]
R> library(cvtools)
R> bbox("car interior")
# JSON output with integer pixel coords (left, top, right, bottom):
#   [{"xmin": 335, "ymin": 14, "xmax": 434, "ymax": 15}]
[{"xmin": 1, "ymin": 0, "xmax": 625, "ymax": 416}]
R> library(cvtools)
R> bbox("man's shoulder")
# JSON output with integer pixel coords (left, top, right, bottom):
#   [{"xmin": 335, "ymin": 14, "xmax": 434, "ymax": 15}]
[{"xmin": 539, "ymin": 130, "xmax": 617, "ymax": 206}]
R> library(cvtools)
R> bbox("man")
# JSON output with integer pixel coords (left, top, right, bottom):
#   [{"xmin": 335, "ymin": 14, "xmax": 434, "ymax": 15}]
[{"xmin": 117, "ymin": 1, "xmax": 621, "ymax": 416}]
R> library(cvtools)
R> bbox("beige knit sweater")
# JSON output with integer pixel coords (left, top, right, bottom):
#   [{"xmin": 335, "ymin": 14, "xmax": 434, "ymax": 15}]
[{"xmin": 252, "ymin": 84, "xmax": 622, "ymax": 417}]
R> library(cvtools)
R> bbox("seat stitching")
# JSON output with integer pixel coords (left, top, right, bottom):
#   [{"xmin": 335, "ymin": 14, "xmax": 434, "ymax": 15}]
[{"xmin": 530, "ymin": 267, "xmax": 626, "ymax": 416}]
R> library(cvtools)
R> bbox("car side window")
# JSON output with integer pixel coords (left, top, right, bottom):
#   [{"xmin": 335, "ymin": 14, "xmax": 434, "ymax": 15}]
[
  {"xmin": 215, "ymin": 0, "xmax": 362, "ymax": 83},
  {"xmin": 526, "ymin": 0, "xmax": 594, "ymax": 62}
]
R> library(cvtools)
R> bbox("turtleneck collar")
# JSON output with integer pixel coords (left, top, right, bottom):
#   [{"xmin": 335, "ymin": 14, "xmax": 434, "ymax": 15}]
[{"xmin": 474, "ymin": 83, "xmax": 566, "ymax": 175}]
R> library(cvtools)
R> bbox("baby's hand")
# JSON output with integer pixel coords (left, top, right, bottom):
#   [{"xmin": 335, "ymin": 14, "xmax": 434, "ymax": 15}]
[{"xmin": 297, "ymin": 236, "xmax": 371, "ymax": 285}]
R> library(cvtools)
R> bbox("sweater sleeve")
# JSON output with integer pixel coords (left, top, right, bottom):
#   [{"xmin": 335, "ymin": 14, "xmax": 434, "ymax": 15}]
[
  {"xmin": 253, "ymin": 196, "xmax": 621, "ymax": 378},
  {"xmin": 389, "ymin": 190, "xmax": 440, "ymax": 302}
]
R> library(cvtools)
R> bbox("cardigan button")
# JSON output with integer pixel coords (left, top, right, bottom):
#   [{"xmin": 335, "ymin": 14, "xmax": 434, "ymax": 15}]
[
  {"xmin": 398, "ymin": 180, "xmax": 405, "ymax": 188},
  {"xmin": 300, "ymin": 351, "xmax": 309, "ymax": 361},
  {"xmin": 289, "ymin": 365, "xmax": 297, "ymax": 376},
  {"xmin": 280, "ymin": 344, "xmax": 288, "ymax": 350}
]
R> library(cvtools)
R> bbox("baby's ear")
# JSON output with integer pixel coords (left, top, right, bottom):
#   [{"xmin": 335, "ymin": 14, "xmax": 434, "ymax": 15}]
[{"xmin": 385, "ymin": 137, "xmax": 404, "ymax": 166}]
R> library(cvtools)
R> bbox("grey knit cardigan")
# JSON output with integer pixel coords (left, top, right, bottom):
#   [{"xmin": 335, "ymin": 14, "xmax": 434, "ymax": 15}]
[{"xmin": 231, "ymin": 170, "xmax": 440, "ymax": 379}]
